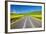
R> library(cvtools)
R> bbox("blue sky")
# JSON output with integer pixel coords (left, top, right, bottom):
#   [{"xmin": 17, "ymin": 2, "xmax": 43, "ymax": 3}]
[{"xmin": 10, "ymin": 5, "xmax": 42, "ymax": 14}]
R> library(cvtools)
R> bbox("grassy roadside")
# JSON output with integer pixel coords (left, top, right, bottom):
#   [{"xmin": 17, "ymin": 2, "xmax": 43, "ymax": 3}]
[
  {"xmin": 10, "ymin": 13, "xmax": 24, "ymax": 23},
  {"xmin": 29, "ymin": 11, "xmax": 42, "ymax": 20},
  {"xmin": 31, "ymin": 15, "xmax": 42, "ymax": 20}
]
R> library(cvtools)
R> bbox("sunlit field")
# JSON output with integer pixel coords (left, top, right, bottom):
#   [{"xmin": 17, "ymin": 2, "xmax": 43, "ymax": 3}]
[
  {"xmin": 30, "ymin": 11, "xmax": 42, "ymax": 20},
  {"xmin": 31, "ymin": 15, "xmax": 42, "ymax": 20},
  {"xmin": 10, "ymin": 13, "xmax": 24, "ymax": 23}
]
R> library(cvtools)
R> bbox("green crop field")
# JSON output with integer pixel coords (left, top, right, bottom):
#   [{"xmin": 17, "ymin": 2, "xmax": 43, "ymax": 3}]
[
  {"xmin": 31, "ymin": 15, "xmax": 42, "ymax": 20},
  {"xmin": 30, "ymin": 11, "xmax": 42, "ymax": 20},
  {"xmin": 10, "ymin": 13, "xmax": 24, "ymax": 23}
]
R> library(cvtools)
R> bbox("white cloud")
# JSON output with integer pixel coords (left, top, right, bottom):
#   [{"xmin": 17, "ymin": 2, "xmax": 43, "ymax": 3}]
[{"xmin": 11, "ymin": 11, "xmax": 16, "ymax": 13}]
